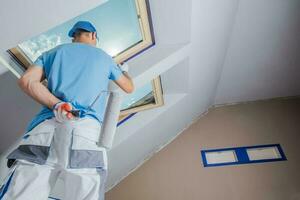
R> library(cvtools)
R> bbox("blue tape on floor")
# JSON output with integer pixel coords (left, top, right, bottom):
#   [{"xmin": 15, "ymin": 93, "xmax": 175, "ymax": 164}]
[{"xmin": 201, "ymin": 144, "xmax": 287, "ymax": 167}]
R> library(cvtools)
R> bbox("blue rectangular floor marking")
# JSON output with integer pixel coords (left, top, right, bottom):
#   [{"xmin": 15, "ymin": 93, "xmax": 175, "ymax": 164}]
[
  {"xmin": 201, "ymin": 144, "xmax": 287, "ymax": 167},
  {"xmin": 235, "ymin": 147, "xmax": 249, "ymax": 163}
]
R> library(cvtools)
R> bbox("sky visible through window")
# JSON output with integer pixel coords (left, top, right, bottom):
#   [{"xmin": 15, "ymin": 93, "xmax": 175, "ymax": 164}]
[
  {"xmin": 121, "ymin": 82, "xmax": 153, "ymax": 110},
  {"xmin": 19, "ymin": 0, "xmax": 143, "ymax": 61},
  {"xmin": 17, "ymin": 0, "xmax": 152, "ymax": 111}
]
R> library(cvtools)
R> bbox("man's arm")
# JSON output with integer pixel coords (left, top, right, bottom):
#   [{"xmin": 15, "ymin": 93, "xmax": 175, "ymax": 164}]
[
  {"xmin": 113, "ymin": 71, "xmax": 134, "ymax": 93},
  {"xmin": 18, "ymin": 65, "xmax": 61, "ymax": 109}
]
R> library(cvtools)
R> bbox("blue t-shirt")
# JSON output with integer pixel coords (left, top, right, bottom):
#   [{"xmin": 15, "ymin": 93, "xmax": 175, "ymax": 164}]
[{"xmin": 25, "ymin": 43, "xmax": 123, "ymax": 133}]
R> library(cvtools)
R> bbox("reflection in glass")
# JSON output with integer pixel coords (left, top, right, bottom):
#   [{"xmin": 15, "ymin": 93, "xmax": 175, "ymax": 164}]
[
  {"xmin": 121, "ymin": 82, "xmax": 154, "ymax": 111},
  {"xmin": 18, "ymin": 0, "xmax": 142, "ymax": 61}
]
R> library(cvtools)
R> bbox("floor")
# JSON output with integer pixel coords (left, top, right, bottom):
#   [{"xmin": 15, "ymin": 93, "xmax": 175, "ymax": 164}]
[{"xmin": 106, "ymin": 96, "xmax": 300, "ymax": 200}]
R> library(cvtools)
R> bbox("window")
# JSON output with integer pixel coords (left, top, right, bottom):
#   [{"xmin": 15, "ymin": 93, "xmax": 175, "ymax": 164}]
[
  {"xmin": 118, "ymin": 76, "xmax": 164, "ymax": 123},
  {"xmin": 11, "ymin": 0, "xmax": 154, "ymax": 66},
  {"xmin": 120, "ymin": 76, "xmax": 163, "ymax": 116},
  {"xmin": 5, "ymin": 0, "xmax": 163, "ymax": 123}
]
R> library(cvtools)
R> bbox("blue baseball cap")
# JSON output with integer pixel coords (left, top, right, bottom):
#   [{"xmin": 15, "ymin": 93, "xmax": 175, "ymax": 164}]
[{"xmin": 68, "ymin": 21, "xmax": 97, "ymax": 37}]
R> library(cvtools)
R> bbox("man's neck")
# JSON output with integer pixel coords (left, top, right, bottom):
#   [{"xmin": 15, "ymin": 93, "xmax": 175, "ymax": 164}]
[{"xmin": 73, "ymin": 41, "xmax": 94, "ymax": 46}]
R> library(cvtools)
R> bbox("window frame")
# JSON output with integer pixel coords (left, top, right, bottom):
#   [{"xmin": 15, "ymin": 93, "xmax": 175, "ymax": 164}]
[
  {"xmin": 120, "ymin": 76, "xmax": 164, "ymax": 116},
  {"xmin": 113, "ymin": 0, "xmax": 155, "ymax": 64}
]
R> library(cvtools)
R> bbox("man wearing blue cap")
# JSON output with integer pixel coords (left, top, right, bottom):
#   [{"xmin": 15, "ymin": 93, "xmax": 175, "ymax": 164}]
[{"xmin": 2, "ymin": 21, "xmax": 134, "ymax": 200}]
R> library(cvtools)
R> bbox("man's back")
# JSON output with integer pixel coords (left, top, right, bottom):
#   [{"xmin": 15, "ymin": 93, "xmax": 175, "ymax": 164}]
[{"xmin": 26, "ymin": 43, "xmax": 123, "ymax": 133}]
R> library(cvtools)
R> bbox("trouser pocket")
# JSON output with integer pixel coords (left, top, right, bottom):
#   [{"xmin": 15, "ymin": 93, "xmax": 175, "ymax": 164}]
[
  {"xmin": 70, "ymin": 126, "xmax": 107, "ymax": 169},
  {"xmin": 7, "ymin": 119, "xmax": 56, "ymax": 165}
]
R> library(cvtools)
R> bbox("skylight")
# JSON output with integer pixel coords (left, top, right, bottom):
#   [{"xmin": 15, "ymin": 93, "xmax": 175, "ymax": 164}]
[
  {"xmin": 18, "ymin": 0, "xmax": 143, "ymax": 61},
  {"xmin": 121, "ymin": 82, "xmax": 152, "ymax": 110}
]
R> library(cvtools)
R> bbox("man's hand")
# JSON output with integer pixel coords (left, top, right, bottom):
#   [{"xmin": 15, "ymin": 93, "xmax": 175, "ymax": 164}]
[
  {"xmin": 114, "ymin": 62, "xmax": 134, "ymax": 93},
  {"xmin": 53, "ymin": 102, "xmax": 75, "ymax": 122}
]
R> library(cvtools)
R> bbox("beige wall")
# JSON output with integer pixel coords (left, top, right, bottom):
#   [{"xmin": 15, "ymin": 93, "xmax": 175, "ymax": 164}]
[{"xmin": 106, "ymin": 97, "xmax": 300, "ymax": 200}]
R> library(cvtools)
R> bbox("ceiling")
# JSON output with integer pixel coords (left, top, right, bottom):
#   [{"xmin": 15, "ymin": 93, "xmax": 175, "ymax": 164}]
[{"xmin": 1, "ymin": 0, "xmax": 300, "ymax": 193}]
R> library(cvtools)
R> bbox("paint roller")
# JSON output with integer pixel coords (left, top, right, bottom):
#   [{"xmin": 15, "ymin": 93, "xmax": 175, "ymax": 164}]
[{"xmin": 97, "ymin": 91, "xmax": 122, "ymax": 149}]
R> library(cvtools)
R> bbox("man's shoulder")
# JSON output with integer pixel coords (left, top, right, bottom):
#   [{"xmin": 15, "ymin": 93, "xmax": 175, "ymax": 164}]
[
  {"xmin": 43, "ymin": 44, "xmax": 65, "ymax": 55},
  {"xmin": 44, "ymin": 43, "xmax": 113, "ymax": 63},
  {"xmin": 90, "ymin": 47, "xmax": 114, "ymax": 62},
  {"xmin": 61, "ymin": 43, "xmax": 110, "ymax": 56},
  {"xmin": 86, "ymin": 45, "xmax": 111, "ymax": 58}
]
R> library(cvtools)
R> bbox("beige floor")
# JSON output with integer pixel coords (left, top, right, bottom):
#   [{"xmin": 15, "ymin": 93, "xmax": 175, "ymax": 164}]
[{"xmin": 106, "ymin": 97, "xmax": 300, "ymax": 200}]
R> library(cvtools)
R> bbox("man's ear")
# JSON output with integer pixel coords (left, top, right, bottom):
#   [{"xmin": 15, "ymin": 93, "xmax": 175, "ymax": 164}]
[{"xmin": 92, "ymin": 32, "xmax": 97, "ymax": 40}]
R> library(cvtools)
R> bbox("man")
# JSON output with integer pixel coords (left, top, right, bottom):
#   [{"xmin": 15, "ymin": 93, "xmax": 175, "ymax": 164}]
[{"xmin": 1, "ymin": 21, "xmax": 134, "ymax": 200}]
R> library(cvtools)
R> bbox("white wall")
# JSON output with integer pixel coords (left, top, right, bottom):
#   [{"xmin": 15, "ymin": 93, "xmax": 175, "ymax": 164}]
[
  {"xmin": 0, "ymin": 73, "xmax": 41, "ymax": 153},
  {"xmin": 106, "ymin": 0, "xmax": 240, "ymax": 190},
  {"xmin": 0, "ymin": 65, "xmax": 7, "ymax": 75},
  {"xmin": 214, "ymin": 0, "xmax": 300, "ymax": 104},
  {"xmin": 189, "ymin": 0, "xmax": 240, "ymax": 109}
]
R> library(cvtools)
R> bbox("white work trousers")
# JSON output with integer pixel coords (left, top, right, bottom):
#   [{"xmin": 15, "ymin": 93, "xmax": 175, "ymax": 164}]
[{"xmin": 2, "ymin": 117, "xmax": 108, "ymax": 200}]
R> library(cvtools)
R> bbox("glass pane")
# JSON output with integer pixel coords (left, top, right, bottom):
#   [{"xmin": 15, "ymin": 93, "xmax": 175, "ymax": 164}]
[
  {"xmin": 121, "ymin": 82, "xmax": 154, "ymax": 111},
  {"xmin": 18, "ymin": 0, "xmax": 143, "ymax": 61}
]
